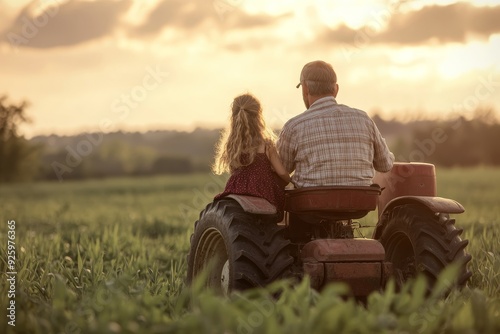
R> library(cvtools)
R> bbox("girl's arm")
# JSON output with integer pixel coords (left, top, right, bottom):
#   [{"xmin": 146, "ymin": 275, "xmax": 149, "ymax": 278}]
[{"xmin": 266, "ymin": 143, "xmax": 291, "ymax": 185}]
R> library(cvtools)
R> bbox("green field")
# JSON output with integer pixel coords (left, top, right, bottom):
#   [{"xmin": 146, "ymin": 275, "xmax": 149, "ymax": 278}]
[{"xmin": 1, "ymin": 168, "xmax": 499, "ymax": 333}]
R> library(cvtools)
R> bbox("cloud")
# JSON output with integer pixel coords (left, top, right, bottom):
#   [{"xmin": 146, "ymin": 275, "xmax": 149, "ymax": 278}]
[
  {"xmin": 1, "ymin": 0, "xmax": 290, "ymax": 49},
  {"xmin": 132, "ymin": 0, "xmax": 210, "ymax": 36},
  {"xmin": 2, "ymin": 0, "xmax": 132, "ymax": 49},
  {"xmin": 224, "ymin": 11, "xmax": 291, "ymax": 30},
  {"xmin": 319, "ymin": 3, "xmax": 500, "ymax": 46},
  {"xmin": 131, "ymin": 0, "xmax": 288, "ymax": 36}
]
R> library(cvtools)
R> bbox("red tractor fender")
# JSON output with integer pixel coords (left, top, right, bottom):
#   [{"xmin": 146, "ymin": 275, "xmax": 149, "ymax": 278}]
[
  {"xmin": 381, "ymin": 195, "xmax": 464, "ymax": 215},
  {"xmin": 225, "ymin": 194, "xmax": 277, "ymax": 215},
  {"xmin": 372, "ymin": 162, "xmax": 465, "ymax": 240},
  {"xmin": 372, "ymin": 195, "xmax": 465, "ymax": 239}
]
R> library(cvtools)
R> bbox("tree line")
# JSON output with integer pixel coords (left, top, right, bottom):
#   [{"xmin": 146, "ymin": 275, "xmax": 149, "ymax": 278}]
[
  {"xmin": 382, "ymin": 108, "xmax": 500, "ymax": 167},
  {"xmin": 1, "ymin": 96, "xmax": 499, "ymax": 182}
]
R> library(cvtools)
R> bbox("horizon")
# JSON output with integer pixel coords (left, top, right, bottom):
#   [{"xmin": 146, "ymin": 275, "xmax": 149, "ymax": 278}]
[
  {"xmin": 25, "ymin": 106, "xmax": 499, "ymax": 139},
  {"xmin": 1, "ymin": 0, "xmax": 499, "ymax": 138}
]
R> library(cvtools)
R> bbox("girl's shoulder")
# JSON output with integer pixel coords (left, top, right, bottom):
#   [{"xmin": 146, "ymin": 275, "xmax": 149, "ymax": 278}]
[
  {"xmin": 263, "ymin": 138, "xmax": 276, "ymax": 149},
  {"xmin": 257, "ymin": 139, "xmax": 272, "ymax": 154}
]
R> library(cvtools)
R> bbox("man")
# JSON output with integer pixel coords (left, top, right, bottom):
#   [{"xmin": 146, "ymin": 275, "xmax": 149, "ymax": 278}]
[{"xmin": 277, "ymin": 60, "xmax": 394, "ymax": 187}]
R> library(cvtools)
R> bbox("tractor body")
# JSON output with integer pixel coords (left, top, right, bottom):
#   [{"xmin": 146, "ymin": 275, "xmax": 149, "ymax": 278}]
[
  {"xmin": 187, "ymin": 162, "xmax": 471, "ymax": 296},
  {"xmin": 284, "ymin": 185, "xmax": 390, "ymax": 295}
]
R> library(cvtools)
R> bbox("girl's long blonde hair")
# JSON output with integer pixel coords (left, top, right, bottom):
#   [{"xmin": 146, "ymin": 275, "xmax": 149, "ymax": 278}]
[{"xmin": 213, "ymin": 93, "xmax": 276, "ymax": 174}]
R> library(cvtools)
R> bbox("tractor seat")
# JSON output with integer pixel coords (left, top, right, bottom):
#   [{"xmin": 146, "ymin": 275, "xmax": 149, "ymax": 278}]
[{"xmin": 284, "ymin": 185, "xmax": 381, "ymax": 220}]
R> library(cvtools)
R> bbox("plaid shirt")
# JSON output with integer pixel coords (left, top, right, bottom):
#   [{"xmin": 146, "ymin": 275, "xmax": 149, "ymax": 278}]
[{"xmin": 277, "ymin": 96, "xmax": 394, "ymax": 187}]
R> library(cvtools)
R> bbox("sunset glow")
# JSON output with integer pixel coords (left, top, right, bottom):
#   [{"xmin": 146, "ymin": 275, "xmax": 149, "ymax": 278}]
[{"xmin": 1, "ymin": 0, "xmax": 499, "ymax": 137}]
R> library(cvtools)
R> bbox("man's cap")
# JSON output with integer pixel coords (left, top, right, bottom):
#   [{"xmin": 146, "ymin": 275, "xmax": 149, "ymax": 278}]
[{"xmin": 296, "ymin": 60, "xmax": 337, "ymax": 88}]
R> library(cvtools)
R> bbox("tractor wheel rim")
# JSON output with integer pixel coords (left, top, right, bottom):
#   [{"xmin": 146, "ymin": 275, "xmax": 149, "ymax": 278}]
[
  {"xmin": 221, "ymin": 260, "xmax": 229, "ymax": 295},
  {"xmin": 195, "ymin": 227, "xmax": 229, "ymax": 292}
]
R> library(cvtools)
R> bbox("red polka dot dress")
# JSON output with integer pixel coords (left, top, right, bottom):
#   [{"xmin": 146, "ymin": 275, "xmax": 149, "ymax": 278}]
[{"xmin": 214, "ymin": 153, "xmax": 285, "ymax": 218}]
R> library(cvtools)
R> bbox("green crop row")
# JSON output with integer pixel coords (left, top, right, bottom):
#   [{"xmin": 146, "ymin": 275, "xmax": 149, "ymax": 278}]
[{"xmin": 0, "ymin": 168, "xmax": 499, "ymax": 333}]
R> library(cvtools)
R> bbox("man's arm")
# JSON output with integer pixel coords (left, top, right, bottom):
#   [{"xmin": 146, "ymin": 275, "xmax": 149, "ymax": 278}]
[
  {"xmin": 267, "ymin": 143, "xmax": 291, "ymax": 184},
  {"xmin": 277, "ymin": 124, "xmax": 296, "ymax": 174},
  {"xmin": 371, "ymin": 120, "xmax": 394, "ymax": 172}
]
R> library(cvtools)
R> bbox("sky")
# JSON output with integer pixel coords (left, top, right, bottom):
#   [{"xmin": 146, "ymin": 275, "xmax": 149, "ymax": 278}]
[{"xmin": 1, "ymin": 0, "xmax": 499, "ymax": 138}]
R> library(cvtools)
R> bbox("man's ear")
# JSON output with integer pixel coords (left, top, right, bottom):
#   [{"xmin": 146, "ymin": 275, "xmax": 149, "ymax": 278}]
[
  {"xmin": 333, "ymin": 83, "xmax": 339, "ymax": 98},
  {"xmin": 302, "ymin": 82, "xmax": 308, "ymax": 96}
]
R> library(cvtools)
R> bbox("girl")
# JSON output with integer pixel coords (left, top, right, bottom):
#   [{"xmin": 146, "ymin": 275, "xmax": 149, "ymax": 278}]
[{"xmin": 213, "ymin": 93, "xmax": 291, "ymax": 218}]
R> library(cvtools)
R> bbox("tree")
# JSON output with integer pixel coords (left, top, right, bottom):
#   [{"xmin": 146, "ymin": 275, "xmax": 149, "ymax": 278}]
[{"xmin": 0, "ymin": 95, "xmax": 39, "ymax": 182}]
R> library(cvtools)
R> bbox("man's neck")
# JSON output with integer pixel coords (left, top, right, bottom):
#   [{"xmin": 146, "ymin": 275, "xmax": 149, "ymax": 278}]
[{"xmin": 308, "ymin": 94, "xmax": 334, "ymax": 108}]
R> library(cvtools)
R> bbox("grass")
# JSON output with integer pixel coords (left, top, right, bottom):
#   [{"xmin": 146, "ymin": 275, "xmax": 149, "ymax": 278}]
[{"xmin": 0, "ymin": 168, "xmax": 499, "ymax": 333}]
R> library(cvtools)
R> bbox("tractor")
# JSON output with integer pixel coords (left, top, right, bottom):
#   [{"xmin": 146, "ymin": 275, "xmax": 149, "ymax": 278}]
[{"xmin": 187, "ymin": 162, "xmax": 472, "ymax": 297}]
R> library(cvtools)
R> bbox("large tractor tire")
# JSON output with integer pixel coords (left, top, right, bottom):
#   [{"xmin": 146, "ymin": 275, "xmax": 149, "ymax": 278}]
[
  {"xmin": 378, "ymin": 204, "xmax": 472, "ymax": 290},
  {"xmin": 187, "ymin": 199, "xmax": 293, "ymax": 294}
]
